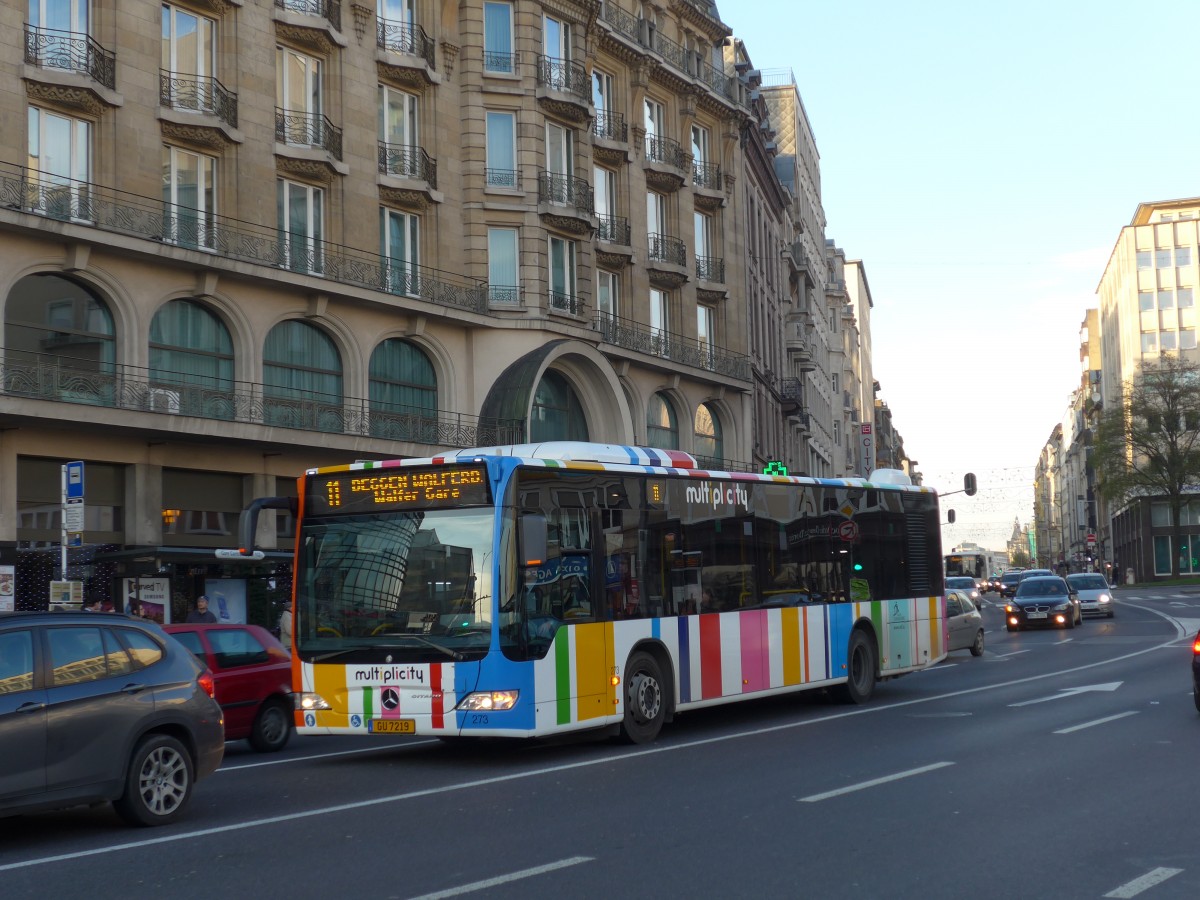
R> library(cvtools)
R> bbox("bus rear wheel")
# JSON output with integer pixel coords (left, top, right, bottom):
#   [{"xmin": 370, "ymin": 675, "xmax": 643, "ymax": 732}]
[
  {"xmin": 619, "ymin": 651, "xmax": 666, "ymax": 744},
  {"xmin": 833, "ymin": 629, "xmax": 876, "ymax": 705}
]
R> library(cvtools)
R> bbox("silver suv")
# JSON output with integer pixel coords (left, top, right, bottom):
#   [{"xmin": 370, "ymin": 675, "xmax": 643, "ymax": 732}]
[{"xmin": 0, "ymin": 611, "xmax": 225, "ymax": 826}]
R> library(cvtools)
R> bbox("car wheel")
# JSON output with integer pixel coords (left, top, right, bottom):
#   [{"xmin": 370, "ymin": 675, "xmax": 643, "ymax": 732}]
[
  {"xmin": 249, "ymin": 698, "xmax": 293, "ymax": 753},
  {"xmin": 1195, "ymin": 685, "xmax": 1200, "ymax": 714},
  {"xmin": 113, "ymin": 734, "xmax": 194, "ymax": 827},
  {"xmin": 1064, "ymin": 608, "xmax": 1076, "ymax": 629},
  {"xmin": 970, "ymin": 629, "xmax": 985, "ymax": 657},
  {"xmin": 1108, "ymin": 610, "xmax": 1115, "ymax": 619}
]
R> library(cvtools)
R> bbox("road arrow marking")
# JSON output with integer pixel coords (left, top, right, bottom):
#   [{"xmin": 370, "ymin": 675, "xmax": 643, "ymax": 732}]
[{"xmin": 1008, "ymin": 682, "xmax": 1123, "ymax": 707}]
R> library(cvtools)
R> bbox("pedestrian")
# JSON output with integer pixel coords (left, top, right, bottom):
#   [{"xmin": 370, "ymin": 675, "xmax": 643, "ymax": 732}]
[
  {"xmin": 279, "ymin": 605, "xmax": 293, "ymax": 649},
  {"xmin": 185, "ymin": 594, "xmax": 218, "ymax": 623}
]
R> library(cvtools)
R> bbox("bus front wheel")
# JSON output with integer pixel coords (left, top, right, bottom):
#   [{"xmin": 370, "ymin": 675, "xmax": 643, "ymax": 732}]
[
  {"xmin": 834, "ymin": 629, "xmax": 876, "ymax": 705},
  {"xmin": 619, "ymin": 651, "xmax": 666, "ymax": 744}
]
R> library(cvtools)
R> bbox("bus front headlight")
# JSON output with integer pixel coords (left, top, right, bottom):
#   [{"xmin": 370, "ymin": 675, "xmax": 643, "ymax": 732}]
[
  {"xmin": 457, "ymin": 691, "xmax": 519, "ymax": 711},
  {"xmin": 297, "ymin": 692, "xmax": 332, "ymax": 711}
]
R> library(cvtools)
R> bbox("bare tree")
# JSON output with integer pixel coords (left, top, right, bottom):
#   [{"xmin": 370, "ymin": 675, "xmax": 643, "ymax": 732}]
[{"xmin": 1092, "ymin": 354, "xmax": 1200, "ymax": 578}]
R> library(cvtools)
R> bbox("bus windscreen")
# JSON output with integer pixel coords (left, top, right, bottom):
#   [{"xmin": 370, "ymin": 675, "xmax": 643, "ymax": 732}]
[{"xmin": 308, "ymin": 465, "xmax": 491, "ymax": 515}]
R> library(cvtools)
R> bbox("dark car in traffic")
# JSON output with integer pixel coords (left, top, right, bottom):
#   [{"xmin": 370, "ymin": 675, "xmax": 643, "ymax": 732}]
[
  {"xmin": 0, "ymin": 611, "xmax": 224, "ymax": 826},
  {"xmin": 1005, "ymin": 576, "xmax": 1082, "ymax": 631},
  {"xmin": 998, "ymin": 571, "xmax": 1024, "ymax": 598},
  {"xmin": 164, "ymin": 623, "xmax": 293, "ymax": 752}
]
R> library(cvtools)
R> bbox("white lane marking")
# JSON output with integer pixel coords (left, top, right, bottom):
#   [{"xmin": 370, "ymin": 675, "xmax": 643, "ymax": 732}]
[
  {"xmin": 990, "ymin": 649, "xmax": 1030, "ymax": 658},
  {"xmin": 219, "ymin": 740, "xmax": 440, "ymax": 771},
  {"xmin": 1, "ymin": 608, "xmax": 1188, "ymax": 872},
  {"xmin": 1008, "ymin": 681, "xmax": 1123, "ymax": 707},
  {"xmin": 406, "ymin": 856, "xmax": 593, "ymax": 899},
  {"xmin": 1104, "ymin": 866, "xmax": 1184, "ymax": 898},
  {"xmin": 1053, "ymin": 711, "xmax": 1139, "ymax": 734},
  {"xmin": 798, "ymin": 762, "xmax": 954, "ymax": 802}
]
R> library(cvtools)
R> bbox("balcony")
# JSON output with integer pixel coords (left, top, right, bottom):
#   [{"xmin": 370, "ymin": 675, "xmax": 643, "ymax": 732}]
[
  {"xmin": 695, "ymin": 255, "xmax": 724, "ymax": 284},
  {"xmin": 779, "ymin": 377, "xmax": 803, "ymax": 414},
  {"xmin": 377, "ymin": 141, "xmax": 438, "ymax": 201},
  {"xmin": 693, "ymin": 160, "xmax": 724, "ymax": 210},
  {"xmin": 538, "ymin": 172, "xmax": 594, "ymax": 235},
  {"xmin": 548, "ymin": 290, "xmax": 584, "ymax": 317},
  {"xmin": 275, "ymin": 108, "xmax": 343, "ymax": 161},
  {"xmin": 695, "ymin": 59, "xmax": 733, "ymax": 101},
  {"xmin": 594, "ymin": 314, "xmax": 750, "ymax": 382},
  {"xmin": 0, "ymin": 162, "xmax": 486, "ymax": 314},
  {"xmin": 785, "ymin": 320, "xmax": 816, "ymax": 371},
  {"xmin": 593, "ymin": 111, "xmax": 628, "ymax": 145},
  {"xmin": 648, "ymin": 233, "xmax": 686, "ymax": 266},
  {"xmin": 536, "ymin": 55, "xmax": 591, "ymax": 122},
  {"xmin": 24, "ymin": 24, "xmax": 116, "ymax": 91},
  {"xmin": 644, "ymin": 135, "xmax": 687, "ymax": 191},
  {"xmin": 483, "ymin": 50, "xmax": 519, "ymax": 76},
  {"xmin": 596, "ymin": 214, "xmax": 631, "ymax": 246},
  {"xmin": 487, "ymin": 285, "xmax": 522, "ymax": 308},
  {"xmin": 598, "ymin": 1, "xmax": 640, "ymax": 43},
  {"xmin": 376, "ymin": 17, "xmax": 435, "ymax": 69},
  {"xmin": 159, "ymin": 71, "xmax": 238, "ymax": 130},
  {"xmin": 0, "ymin": 351, "xmax": 523, "ymax": 447},
  {"xmin": 485, "ymin": 167, "xmax": 520, "ymax": 190},
  {"xmin": 275, "ymin": 0, "xmax": 341, "ymax": 31}
]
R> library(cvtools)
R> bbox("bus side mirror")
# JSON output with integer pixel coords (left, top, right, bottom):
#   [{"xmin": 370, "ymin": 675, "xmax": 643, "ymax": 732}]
[
  {"xmin": 521, "ymin": 514, "xmax": 548, "ymax": 567},
  {"xmin": 964, "ymin": 473, "xmax": 977, "ymax": 496}
]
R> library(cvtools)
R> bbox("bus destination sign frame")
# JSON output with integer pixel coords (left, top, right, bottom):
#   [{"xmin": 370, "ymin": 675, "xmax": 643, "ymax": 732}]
[{"xmin": 309, "ymin": 466, "xmax": 491, "ymax": 515}]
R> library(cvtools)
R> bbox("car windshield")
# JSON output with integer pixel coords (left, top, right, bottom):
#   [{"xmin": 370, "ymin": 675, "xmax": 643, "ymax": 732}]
[
  {"xmin": 294, "ymin": 508, "xmax": 500, "ymax": 663},
  {"xmin": 1016, "ymin": 578, "xmax": 1065, "ymax": 597},
  {"xmin": 1069, "ymin": 575, "xmax": 1108, "ymax": 590},
  {"xmin": 947, "ymin": 578, "xmax": 975, "ymax": 589}
]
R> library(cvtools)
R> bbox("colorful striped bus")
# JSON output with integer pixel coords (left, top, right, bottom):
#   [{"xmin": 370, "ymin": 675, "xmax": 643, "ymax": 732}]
[{"xmin": 240, "ymin": 442, "xmax": 950, "ymax": 744}]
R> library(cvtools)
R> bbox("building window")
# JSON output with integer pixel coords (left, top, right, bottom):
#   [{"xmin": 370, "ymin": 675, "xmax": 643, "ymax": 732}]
[
  {"xmin": 1136, "ymin": 250, "xmax": 1152, "ymax": 269},
  {"xmin": 694, "ymin": 402, "xmax": 722, "ymax": 464},
  {"xmin": 487, "ymin": 227, "xmax": 519, "ymax": 304},
  {"xmin": 378, "ymin": 0, "xmax": 415, "ymax": 25},
  {"xmin": 647, "ymin": 392, "xmax": 678, "ymax": 449},
  {"xmin": 1181, "ymin": 328, "xmax": 1197, "ymax": 350},
  {"xmin": 592, "ymin": 67, "xmax": 613, "ymax": 112},
  {"xmin": 833, "ymin": 420, "xmax": 841, "ymax": 445},
  {"xmin": 1156, "ymin": 248, "xmax": 1173, "ymax": 268},
  {"xmin": 149, "ymin": 299, "xmax": 233, "ymax": 416},
  {"xmin": 1177, "ymin": 246, "xmax": 1192, "ymax": 267},
  {"xmin": 1139, "ymin": 291, "xmax": 1155, "ymax": 312},
  {"xmin": 5, "ymin": 274, "xmax": 114, "ymax": 375},
  {"xmin": 650, "ymin": 288, "xmax": 669, "ymax": 355},
  {"xmin": 694, "ymin": 210, "xmax": 711, "ymax": 259},
  {"xmin": 161, "ymin": 3, "xmax": 215, "ymax": 86},
  {"xmin": 486, "ymin": 110, "xmax": 516, "ymax": 187},
  {"xmin": 1179, "ymin": 288, "xmax": 1194, "ymax": 308},
  {"xmin": 263, "ymin": 320, "xmax": 343, "ymax": 428},
  {"xmin": 369, "ymin": 338, "xmax": 437, "ymax": 439},
  {"xmin": 542, "ymin": 12, "xmax": 570, "ymax": 60},
  {"xmin": 644, "ymin": 97, "xmax": 665, "ymax": 140},
  {"xmin": 277, "ymin": 179, "xmax": 324, "ymax": 274},
  {"xmin": 1159, "ymin": 290, "xmax": 1175, "ymax": 309},
  {"xmin": 378, "ymin": 85, "xmax": 419, "ymax": 175},
  {"xmin": 381, "ymin": 207, "xmax": 419, "ymax": 296},
  {"xmin": 27, "ymin": 107, "xmax": 90, "ymax": 217},
  {"xmin": 546, "ymin": 121, "xmax": 574, "ymax": 180},
  {"xmin": 597, "ymin": 270, "xmax": 619, "ymax": 320},
  {"xmin": 276, "ymin": 46, "xmax": 322, "ymax": 146},
  {"xmin": 1141, "ymin": 331, "xmax": 1158, "ymax": 353},
  {"xmin": 1161, "ymin": 330, "xmax": 1178, "ymax": 351},
  {"xmin": 162, "ymin": 145, "xmax": 216, "ymax": 248},
  {"xmin": 548, "ymin": 235, "xmax": 577, "ymax": 313},
  {"xmin": 531, "ymin": 370, "xmax": 588, "ymax": 441},
  {"xmin": 483, "ymin": 1, "xmax": 514, "ymax": 73},
  {"xmin": 831, "ymin": 372, "xmax": 840, "ymax": 393},
  {"xmin": 697, "ymin": 304, "xmax": 714, "ymax": 368}
]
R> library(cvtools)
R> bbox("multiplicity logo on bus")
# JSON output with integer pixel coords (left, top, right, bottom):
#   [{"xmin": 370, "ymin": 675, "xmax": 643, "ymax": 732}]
[{"xmin": 685, "ymin": 480, "xmax": 750, "ymax": 513}]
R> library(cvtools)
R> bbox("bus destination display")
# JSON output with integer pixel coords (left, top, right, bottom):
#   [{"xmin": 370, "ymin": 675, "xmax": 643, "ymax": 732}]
[{"xmin": 310, "ymin": 466, "xmax": 490, "ymax": 514}]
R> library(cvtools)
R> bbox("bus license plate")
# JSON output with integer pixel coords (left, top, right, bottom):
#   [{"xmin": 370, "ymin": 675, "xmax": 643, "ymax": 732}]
[
  {"xmin": 368, "ymin": 719, "xmax": 416, "ymax": 734},
  {"xmin": 1026, "ymin": 612, "xmax": 1047, "ymax": 619}
]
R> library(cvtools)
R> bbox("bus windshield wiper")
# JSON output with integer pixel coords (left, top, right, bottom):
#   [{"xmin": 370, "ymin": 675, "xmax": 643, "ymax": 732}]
[
  {"xmin": 307, "ymin": 648, "xmax": 366, "ymax": 664},
  {"xmin": 381, "ymin": 635, "xmax": 465, "ymax": 661}
]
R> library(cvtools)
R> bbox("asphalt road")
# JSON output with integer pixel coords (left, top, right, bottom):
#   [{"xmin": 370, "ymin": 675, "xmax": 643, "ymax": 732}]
[{"xmin": 2, "ymin": 586, "xmax": 1198, "ymax": 900}]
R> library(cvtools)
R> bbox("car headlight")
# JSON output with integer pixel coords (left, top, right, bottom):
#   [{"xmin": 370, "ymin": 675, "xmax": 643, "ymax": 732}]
[
  {"xmin": 1098, "ymin": 594, "xmax": 1111, "ymax": 603},
  {"xmin": 1052, "ymin": 601, "xmax": 1071, "ymax": 611},
  {"xmin": 457, "ymin": 690, "xmax": 519, "ymax": 711}
]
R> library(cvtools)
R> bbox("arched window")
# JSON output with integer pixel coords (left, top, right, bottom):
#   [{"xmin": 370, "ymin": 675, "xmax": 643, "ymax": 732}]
[
  {"xmin": 149, "ymin": 299, "xmax": 233, "ymax": 416},
  {"xmin": 4, "ymin": 273, "xmax": 115, "ymax": 405},
  {"xmin": 263, "ymin": 320, "xmax": 343, "ymax": 432},
  {"xmin": 369, "ymin": 338, "xmax": 437, "ymax": 441},
  {"xmin": 646, "ymin": 391, "xmax": 678, "ymax": 449},
  {"xmin": 531, "ymin": 369, "xmax": 588, "ymax": 441},
  {"xmin": 694, "ymin": 402, "xmax": 723, "ymax": 466}
]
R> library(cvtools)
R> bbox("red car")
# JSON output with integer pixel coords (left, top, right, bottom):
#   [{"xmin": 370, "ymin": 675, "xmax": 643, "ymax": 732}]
[{"xmin": 164, "ymin": 623, "xmax": 293, "ymax": 752}]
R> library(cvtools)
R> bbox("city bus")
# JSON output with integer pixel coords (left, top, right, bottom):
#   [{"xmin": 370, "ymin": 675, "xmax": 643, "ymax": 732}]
[
  {"xmin": 239, "ymin": 442, "xmax": 951, "ymax": 744},
  {"xmin": 944, "ymin": 550, "xmax": 1006, "ymax": 585}
]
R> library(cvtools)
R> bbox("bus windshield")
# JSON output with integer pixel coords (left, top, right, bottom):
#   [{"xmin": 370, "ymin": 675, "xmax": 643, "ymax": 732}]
[{"xmin": 295, "ymin": 508, "xmax": 498, "ymax": 663}]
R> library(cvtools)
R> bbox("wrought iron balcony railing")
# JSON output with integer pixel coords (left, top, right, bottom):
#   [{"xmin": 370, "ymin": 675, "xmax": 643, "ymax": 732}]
[
  {"xmin": 596, "ymin": 214, "xmax": 631, "ymax": 245},
  {"xmin": 376, "ymin": 17, "xmax": 435, "ymax": 67},
  {"xmin": 594, "ymin": 314, "xmax": 750, "ymax": 381},
  {"xmin": 377, "ymin": 141, "xmax": 437, "ymax": 188},
  {"xmin": 487, "ymin": 285, "xmax": 521, "ymax": 307},
  {"xmin": 548, "ymin": 290, "xmax": 584, "ymax": 316},
  {"xmin": 274, "ymin": 0, "xmax": 341, "ymax": 31},
  {"xmin": 536, "ymin": 55, "xmax": 589, "ymax": 100},
  {"xmin": 24, "ymin": 24, "xmax": 115, "ymax": 90},
  {"xmin": 483, "ymin": 50, "xmax": 519, "ymax": 74},
  {"xmin": 598, "ymin": 1, "xmax": 640, "ymax": 42},
  {"xmin": 696, "ymin": 59, "xmax": 733, "ymax": 100},
  {"xmin": 485, "ymin": 167, "xmax": 520, "ymax": 189},
  {"xmin": 648, "ymin": 232, "xmax": 686, "ymax": 266},
  {"xmin": 538, "ymin": 172, "xmax": 594, "ymax": 214},
  {"xmin": 0, "ymin": 163, "xmax": 485, "ymax": 313},
  {"xmin": 645, "ymin": 135, "xmax": 688, "ymax": 170},
  {"xmin": 159, "ymin": 71, "xmax": 238, "ymax": 129},
  {"xmin": 0, "ymin": 351, "xmax": 523, "ymax": 446},
  {"xmin": 652, "ymin": 30, "xmax": 687, "ymax": 71},
  {"xmin": 696, "ymin": 255, "xmax": 724, "ymax": 283},
  {"xmin": 592, "ymin": 110, "xmax": 628, "ymax": 143},
  {"xmin": 275, "ymin": 108, "xmax": 343, "ymax": 161},
  {"xmin": 692, "ymin": 160, "xmax": 721, "ymax": 190}
]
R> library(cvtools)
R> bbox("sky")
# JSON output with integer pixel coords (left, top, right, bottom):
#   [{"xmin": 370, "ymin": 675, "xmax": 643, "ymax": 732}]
[{"xmin": 720, "ymin": 0, "xmax": 1200, "ymax": 553}]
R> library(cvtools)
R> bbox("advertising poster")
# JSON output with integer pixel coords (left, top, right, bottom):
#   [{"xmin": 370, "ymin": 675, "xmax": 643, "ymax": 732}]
[
  {"xmin": 0, "ymin": 565, "xmax": 14, "ymax": 612},
  {"xmin": 122, "ymin": 577, "xmax": 171, "ymax": 624},
  {"xmin": 204, "ymin": 579, "xmax": 247, "ymax": 624}
]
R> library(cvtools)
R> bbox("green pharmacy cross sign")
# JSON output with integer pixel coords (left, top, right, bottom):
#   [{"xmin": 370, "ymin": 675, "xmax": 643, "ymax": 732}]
[{"xmin": 763, "ymin": 460, "xmax": 788, "ymax": 476}]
